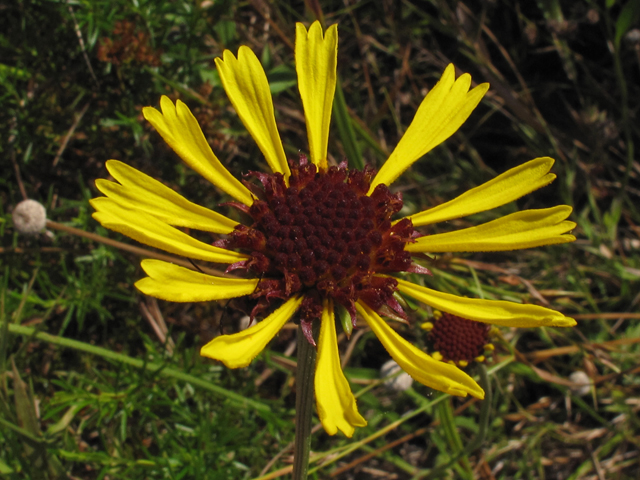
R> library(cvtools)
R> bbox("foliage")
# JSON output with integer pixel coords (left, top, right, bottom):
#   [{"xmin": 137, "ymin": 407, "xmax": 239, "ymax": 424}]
[{"xmin": 1, "ymin": 0, "xmax": 639, "ymax": 478}]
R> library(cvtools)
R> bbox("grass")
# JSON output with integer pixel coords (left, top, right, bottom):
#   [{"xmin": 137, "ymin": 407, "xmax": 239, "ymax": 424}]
[{"xmin": 2, "ymin": 0, "xmax": 640, "ymax": 478}]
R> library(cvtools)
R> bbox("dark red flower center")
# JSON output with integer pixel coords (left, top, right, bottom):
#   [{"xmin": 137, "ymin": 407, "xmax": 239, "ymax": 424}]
[
  {"xmin": 224, "ymin": 157, "xmax": 418, "ymax": 342},
  {"xmin": 428, "ymin": 313, "xmax": 490, "ymax": 364}
]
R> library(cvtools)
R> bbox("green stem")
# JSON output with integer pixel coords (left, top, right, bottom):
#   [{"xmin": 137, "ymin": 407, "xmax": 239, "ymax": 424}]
[
  {"xmin": 0, "ymin": 416, "xmax": 45, "ymax": 445},
  {"xmin": 6, "ymin": 323, "xmax": 270, "ymax": 414},
  {"xmin": 412, "ymin": 365, "xmax": 493, "ymax": 480},
  {"xmin": 332, "ymin": 77, "xmax": 363, "ymax": 170},
  {"xmin": 45, "ymin": 220, "xmax": 227, "ymax": 277},
  {"xmin": 292, "ymin": 325, "xmax": 316, "ymax": 480}
]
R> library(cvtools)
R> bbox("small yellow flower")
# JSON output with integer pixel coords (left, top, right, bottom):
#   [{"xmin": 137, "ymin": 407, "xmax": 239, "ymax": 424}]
[{"xmin": 91, "ymin": 21, "xmax": 576, "ymax": 438}]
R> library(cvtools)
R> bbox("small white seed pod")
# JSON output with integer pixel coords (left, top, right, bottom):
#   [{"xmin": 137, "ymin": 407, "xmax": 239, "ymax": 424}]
[
  {"xmin": 12, "ymin": 199, "xmax": 47, "ymax": 235},
  {"xmin": 238, "ymin": 315, "xmax": 252, "ymax": 331},
  {"xmin": 568, "ymin": 370, "xmax": 592, "ymax": 397},
  {"xmin": 624, "ymin": 28, "xmax": 640, "ymax": 46},
  {"xmin": 380, "ymin": 359, "xmax": 413, "ymax": 392}
]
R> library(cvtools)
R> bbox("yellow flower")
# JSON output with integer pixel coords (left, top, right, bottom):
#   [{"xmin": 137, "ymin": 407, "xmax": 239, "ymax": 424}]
[{"xmin": 91, "ymin": 21, "xmax": 576, "ymax": 438}]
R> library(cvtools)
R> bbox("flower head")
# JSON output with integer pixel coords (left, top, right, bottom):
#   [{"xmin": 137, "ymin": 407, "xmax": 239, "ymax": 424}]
[
  {"xmin": 91, "ymin": 21, "xmax": 576, "ymax": 437},
  {"xmin": 422, "ymin": 312, "xmax": 496, "ymax": 367}
]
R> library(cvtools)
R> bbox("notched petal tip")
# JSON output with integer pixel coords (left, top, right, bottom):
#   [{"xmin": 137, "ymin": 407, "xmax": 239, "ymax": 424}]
[
  {"xmin": 538, "ymin": 156, "xmax": 555, "ymax": 169},
  {"xmin": 295, "ymin": 20, "xmax": 338, "ymax": 170},
  {"xmin": 552, "ymin": 316, "xmax": 577, "ymax": 327},
  {"xmin": 104, "ymin": 158, "xmax": 124, "ymax": 175},
  {"xmin": 395, "ymin": 277, "xmax": 577, "ymax": 329},
  {"xmin": 175, "ymin": 99, "xmax": 192, "ymax": 118},
  {"xmin": 140, "ymin": 95, "xmax": 254, "ymax": 205},
  {"xmin": 160, "ymin": 94, "xmax": 174, "ymax": 111},
  {"xmin": 99, "ymin": 159, "xmax": 238, "ymax": 234},
  {"xmin": 447, "ymin": 386, "xmax": 485, "ymax": 399},
  {"xmin": 407, "ymin": 156, "xmax": 560, "ymax": 227},
  {"xmin": 440, "ymin": 64, "xmax": 456, "ymax": 85},
  {"xmin": 141, "ymin": 105, "xmax": 158, "ymax": 121},
  {"xmin": 474, "ymin": 81, "xmax": 491, "ymax": 96},
  {"xmin": 371, "ymin": 64, "xmax": 489, "ymax": 191},
  {"xmin": 91, "ymin": 197, "xmax": 246, "ymax": 264},
  {"xmin": 200, "ymin": 296, "xmax": 303, "ymax": 368},
  {"xmin": 407, "ymin": 205, "xmax": 578, "ymax": 253},
  {"xmin": 216, "ymin": 44, "xmax": 289, "ymax": 179}
]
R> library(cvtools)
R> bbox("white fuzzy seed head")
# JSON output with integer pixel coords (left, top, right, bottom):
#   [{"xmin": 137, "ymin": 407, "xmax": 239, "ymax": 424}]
[
  {"xmin": 12, "ymin": 199, "xmax": 47, "ymax": 235},
  {"xmin": 238, "ymin": 315, "xmax": 252, "ymax": 331},
  {"xmin": 380, "ymin": 359, "xmax": 413, "ymax": 392},
  {"xmin": 624, "ymin": 28, "xmax": 640, "ymax": 46},
  {"xmin": 569, "ymin": 370, "xmax": 591, "ymax": 397}
]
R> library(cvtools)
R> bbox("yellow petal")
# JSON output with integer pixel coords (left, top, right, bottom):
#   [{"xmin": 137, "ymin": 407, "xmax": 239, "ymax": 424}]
[
  {"xmin": 96, "ymin": 160, "xmax": 237, "ymax": 234},
  {"xmin": 406, "ymin": 206, "xmax": 576, "ymax": 253},
  {"xmin": 408, "ymin": 157, "xmax": 557, "ymax": 227},
  {"xmin": 200, "ymin": 296, "xmax": 303, "ymax": 368},
  {"xmin": 395, "ymin": 277, "xmax": 576, "ymax": 327},
  {"xmin": 370, "ymin": 65, "xmax": 489, "ymax": 192},
  {"xmin": 135, "ymin": 259, "xmax": 258, "ymax": 302},
  {"xmin": 295, "ymin": 22, "xmax": 338, "ymax": 171},
  {"xmin": 215, "ymin": 48, "xmax": 290, "ymax": 179},
  {"xmin": 356, "ymin": 301, "xmax": 484, "ymax": 398},
  {"xmin": 315, "ymin": 299, "xmax": 367, "ymax": 437},
  {"xmin": 91, "ymin": 197, "xmax": 247, "ymax": 264},
  {"xmin": 142, "ymin": 97, "xmax": 253, "ymax": 205}
]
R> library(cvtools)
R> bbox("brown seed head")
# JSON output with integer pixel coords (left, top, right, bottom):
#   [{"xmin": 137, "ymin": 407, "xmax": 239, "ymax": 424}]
[{"xmin": 428, "ymin": 313, "xmax": 491, "ymax": 365}]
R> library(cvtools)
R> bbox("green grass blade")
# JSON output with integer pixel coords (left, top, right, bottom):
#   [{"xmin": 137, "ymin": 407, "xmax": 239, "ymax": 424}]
[
  {"xmin": 333, "ymin": 76, "xmax": 363, "ymax": 170},
  {"xmin": 8, "ymin": 323, "xmax": 272, "ymax": 416}
]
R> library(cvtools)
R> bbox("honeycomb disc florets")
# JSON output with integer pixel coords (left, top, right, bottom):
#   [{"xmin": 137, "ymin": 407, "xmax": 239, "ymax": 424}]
[
  {"xmin": 226, "ymin": 157, "xmax": 416, "ymax": 339},
  {"xmin": 425, "ymin": 313, "xmax": 491, "ymax": 366}
]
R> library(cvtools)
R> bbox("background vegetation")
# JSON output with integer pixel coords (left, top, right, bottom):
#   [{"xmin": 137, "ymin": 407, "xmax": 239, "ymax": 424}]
[{"xmin": 2, "ymin": 0, "xmax": 639, "ymax": 478}]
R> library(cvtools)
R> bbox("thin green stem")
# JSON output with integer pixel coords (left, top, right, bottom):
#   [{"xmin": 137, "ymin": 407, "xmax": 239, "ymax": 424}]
[
  {"xmin": 614, "ymin": 49, "xmax": 634, "ymax": 194},
  {"xmin": 412, "ymin": 365, "xmax": 492, "ymax": 480},
  {"xmin": 307, "ymin": 394, "xmax": 448, "ymax": 476},
  {"xmin": 45, "ymin": 220, "xmax": 227, "ymax": 277},
  {"xmin": 292, "ymin": 326, "xmax": 316, "ymax": 480},
  {"xmin": 7, "ymin": 323, "xmax": 271, "ymax": 414},
  {"xmin": 333, "ymin": 77, "xmax": 363, "ymax": 170},
  {"xmin": 0, "ymin": 290, "xmax": 7, "ymax": 377},
  {"xmin": 0, "ymin": 416, "xmax": 45, "ymax": 445},
  {"xmin": 437, "ymin": 398, "xmax": 472, "ymax": 477}
]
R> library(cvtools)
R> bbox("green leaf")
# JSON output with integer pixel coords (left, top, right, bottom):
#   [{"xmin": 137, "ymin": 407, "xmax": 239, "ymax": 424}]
[
  {"xmin": 46, "ymin": 405, "xmax": 82, "ymax": 436},
  {"xmin": 603, "ymin": 197, "xmax": 622, "ymax": 242},
  {"xmin": 0, "ymin": 63, "xmax": 30, "ymax": 80},
  {"xmin": 332, "ymin": 76, "xmax": 363, "ymax": 169},
  {"xmin": 11, "ymin": 359, "xmax": 47, "ymax": 479},
  {"xmin": 267, "ymin": 64, "xmax": 297, "ymax": 94},
  {"xmin": 0, "ymin": 458, "xmax": 14, "ymax": 474},
  {"xmin": 214, "ymin": 20, "xmax": 237, "ymax": 46},
  {"xmin": 615, "ymin": 0, "xmax": 640, "ymax": 48},
  {"xmin": 200, "ymin": 68, "xmax": 221, "ymax": 88},
  {"xmin": 11, "ymin": 359, "xmax": 41, "ymax": 438},
  {"xmin": 7, "ymin": 323, "xmax": 273, "ymax": 418},
  {"xmin": 261, "ymin": 43, "xmax": 272, "ymax": 69}
]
